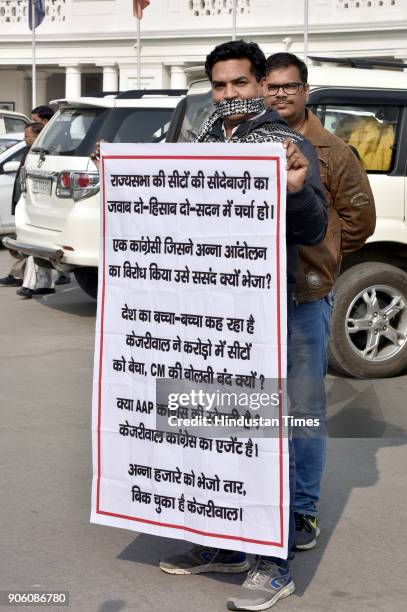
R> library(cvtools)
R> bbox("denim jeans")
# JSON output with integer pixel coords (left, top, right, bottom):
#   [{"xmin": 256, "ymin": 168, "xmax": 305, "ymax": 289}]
[
  {"xmin": 288, "ymin": 295, "xmax": 333, "ymax": 517},
  {"xmin": 227, "ymin": 296, "xmax": 332, "ymax": 566}
]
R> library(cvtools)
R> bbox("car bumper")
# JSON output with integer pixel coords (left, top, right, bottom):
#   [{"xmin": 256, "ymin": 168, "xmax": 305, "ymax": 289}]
[
  {"xmin": 11, "ymin": 193, "xmax": 100, "ymax": 268},
  {"xmin": 2, "ymin": 236, "xmax": 65, "ymax": 267}
]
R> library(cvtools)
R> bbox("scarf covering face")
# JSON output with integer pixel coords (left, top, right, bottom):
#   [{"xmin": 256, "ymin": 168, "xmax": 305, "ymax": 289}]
[{"xmin": 194, "ymin": 97, "xmax": 265, "ymax": 142}]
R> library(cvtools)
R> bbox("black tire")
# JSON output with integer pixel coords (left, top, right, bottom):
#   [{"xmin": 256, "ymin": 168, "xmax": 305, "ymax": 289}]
[
  {"xmin": 328, "ymin": 263, "xmax": 407, "ymax": 378},
  {"xmin": 73, "ymin": 267, "xmax": 98, "ymax": 300}
]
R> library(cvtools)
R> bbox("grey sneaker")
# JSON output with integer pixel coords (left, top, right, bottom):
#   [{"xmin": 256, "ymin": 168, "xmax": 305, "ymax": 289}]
[
  {"xmin": 159, "ymin": 545, "xmax": 250, "ymax": 575},
  {"xmin": 294, "ymin": 513, "xmax": 321, "ymax": 550},
  {"xmin": 227, "ymin": 557, "xmax": 295, "ymax": 611}
]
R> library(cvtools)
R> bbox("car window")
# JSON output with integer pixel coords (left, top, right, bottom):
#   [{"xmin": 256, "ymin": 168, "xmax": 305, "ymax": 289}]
[
  {"xmin": 0, "ymin": 139, "xmax": 19, "ymax": 154},
  {"xmin": 4, "ymin": 116, "xmax": 28, "ymax": 133},
  {"xmin": 101, "ymin": 108, "xmax": 175, "ymax": 143},
  {"xmin": 8, "ymin": 147, "xmax": 25, "ymax": 164},
  {"xmin": 315, "ymin": 104, "xmax": 400, "ymax": 172},
  {"xmin": 32, "ymin": 106, "xmax": 176, "ymax": 157},
  {"xmin": 174, "ymin": 92, "xmax": 214, "ymax": 142},
  {"xmin": 33, "ymin": 108, "xmax": 109, "ymax": 157},
  {"xmin": 0, "ymin": 145, "xmax": 25, "ymax": 173}
]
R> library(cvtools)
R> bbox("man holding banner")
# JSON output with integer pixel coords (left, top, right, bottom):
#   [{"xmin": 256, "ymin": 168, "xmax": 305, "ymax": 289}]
[{"xmin": 158, "ymin": 40, "xmax": 328, "ymax": 611}]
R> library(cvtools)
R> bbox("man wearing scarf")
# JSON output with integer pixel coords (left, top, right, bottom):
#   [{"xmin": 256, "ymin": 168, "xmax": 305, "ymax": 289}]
[{"xmin": 159, "ymin": 40, "xmax": 328, "ymax": 611}]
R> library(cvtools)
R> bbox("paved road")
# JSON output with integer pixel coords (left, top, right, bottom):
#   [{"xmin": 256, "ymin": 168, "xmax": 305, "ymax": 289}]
[{"xmin": 0, "ymin": 248, "xmax": 406, "ymax": 612}]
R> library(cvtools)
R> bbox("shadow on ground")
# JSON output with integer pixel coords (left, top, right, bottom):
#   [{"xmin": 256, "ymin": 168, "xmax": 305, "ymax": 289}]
[
  {"xmin": 116, "ymin": 377, "xmax": 407, "ymax": 598},
  {"xmin": 34, "ymin": 283, "xmax": 97, "ymax": 317},
  {"xmin": 97, "ymin": 601, "xmax": 127, "ymax": 612},
  {"xmin": 292, "ymin": 377, "xmax": 406, "ymax": 596}
]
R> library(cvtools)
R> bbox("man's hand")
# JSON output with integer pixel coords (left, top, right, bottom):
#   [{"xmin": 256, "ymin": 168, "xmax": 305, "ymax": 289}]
[
  {"xmin": 283, "ymin": 138, "xmax": 310, "ymax": 193},
  {"xmin": 90, "ymin": 139, "xmax": 105, "ymax": 172}
]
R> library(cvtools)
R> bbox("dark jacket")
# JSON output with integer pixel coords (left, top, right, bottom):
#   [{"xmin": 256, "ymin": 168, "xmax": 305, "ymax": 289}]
[
  {"xmin": 199, "ymin": 109, "xmax": 328, "ymax": 306},
  {"xmin": 296, "ymin": 110, "xmax": 376, "ymax": 302},
  {"xmin": 11, "ymin": 146, "xmax": 29, "ymax": 216}
]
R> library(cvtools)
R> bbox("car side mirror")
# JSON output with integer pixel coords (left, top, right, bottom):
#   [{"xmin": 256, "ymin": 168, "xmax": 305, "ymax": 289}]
[{"xmin": 2, "ymin": 160, "xmax": 20, "ymax": 173}]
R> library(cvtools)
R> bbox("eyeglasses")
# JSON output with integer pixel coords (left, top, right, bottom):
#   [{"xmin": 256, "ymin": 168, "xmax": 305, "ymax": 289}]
[{"xmin": 266, "ymin": 82, "xmax": 306, "ymax": 96}]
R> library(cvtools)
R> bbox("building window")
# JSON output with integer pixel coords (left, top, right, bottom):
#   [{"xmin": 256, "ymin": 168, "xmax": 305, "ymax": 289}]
[
  {"xmin": 189, "ymin": 0, "xmax": 251, "ymax": 17},
  {"xmin": 336, "ymin": 0, "xmax": 398, "ymax": 7},
  {"xmin": 0, "ymin": 0, "xmax": 66, "ymax": 23}
]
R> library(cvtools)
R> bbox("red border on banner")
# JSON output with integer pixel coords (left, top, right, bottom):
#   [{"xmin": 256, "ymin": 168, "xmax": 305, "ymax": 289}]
[{"xmin": 96, "ymin": 154, "xmax": 285, "ymax": 548}]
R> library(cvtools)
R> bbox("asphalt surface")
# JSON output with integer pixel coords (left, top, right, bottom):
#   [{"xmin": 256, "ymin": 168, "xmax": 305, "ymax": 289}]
[{"xmin": 0, "ymin": 247, "xmax": 406, "ymax": 612}]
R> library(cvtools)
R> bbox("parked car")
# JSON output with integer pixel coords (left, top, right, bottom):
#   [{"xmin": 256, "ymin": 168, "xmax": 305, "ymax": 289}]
[
  {"xmin": 0, "ymin": 133, "xmax": 26, "ymax": 235},
  {"xmin": 0, "ymin": 110, "xmax": 30, "ymax": 135},
  {"xmin": 164, "ymin": 64, "xmax": 407, "ymax": 379},
  {"xmin": 4, "ymin": 89, "xmax": 186, "ymax": 299}
]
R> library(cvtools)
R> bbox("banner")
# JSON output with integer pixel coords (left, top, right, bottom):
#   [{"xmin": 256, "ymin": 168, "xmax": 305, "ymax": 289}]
[{"xmin": 91, "ymin": 142, "xmax": 289, "ymax": 557}]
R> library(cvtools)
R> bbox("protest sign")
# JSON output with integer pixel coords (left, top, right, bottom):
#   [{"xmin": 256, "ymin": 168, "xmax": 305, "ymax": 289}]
[{"xmin": 91, "ymin": 143, "xmax": 289, "ymax": 557}]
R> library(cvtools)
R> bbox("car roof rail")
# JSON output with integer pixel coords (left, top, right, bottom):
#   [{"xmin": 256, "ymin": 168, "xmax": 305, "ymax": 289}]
[
  {"xmin": 308, "ymin": 56, "xmax": 407, "ymax": 70},
  {"xmin": 116, "ymin": 89, "xmax": 187, "ymax": 99},
  {"xmin": 85, "ymin": 91, "xmax": 120, "ymax": 97},
  {"xmin": 76, "ymin": 89, "xmax": 187, "ymax": 99}
]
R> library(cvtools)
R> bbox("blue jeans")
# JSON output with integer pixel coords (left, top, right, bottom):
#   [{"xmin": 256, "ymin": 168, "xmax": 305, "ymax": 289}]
[
  {"xmin": 229, "ymin": 296, "xmax": 332, "ymax": 566},
  {"xmin": 288, "ymin": 295, "xmax": 332, "ymax": 517}
]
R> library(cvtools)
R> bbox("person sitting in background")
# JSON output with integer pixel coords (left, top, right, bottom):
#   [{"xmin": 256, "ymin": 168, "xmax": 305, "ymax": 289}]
[{"xmin": 335, "ymin": 113, "xmax": 394, "ymax": 171}]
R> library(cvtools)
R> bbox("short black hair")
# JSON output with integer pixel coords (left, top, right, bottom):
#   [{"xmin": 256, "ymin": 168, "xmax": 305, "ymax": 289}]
[
  {"xmin": 265, "ymin": 53, "xmax": 308, "ymax": 83},
  {"xmin": 205, "ymin": 40, "xmax": 266, "ymax": 83},
  {"xmin": 31, "ymin": 105, "xmax": 54, "ymax": 121},
  {"xmin": 26, "ymin": 121, "xmax": 44, "ymax": 136}
]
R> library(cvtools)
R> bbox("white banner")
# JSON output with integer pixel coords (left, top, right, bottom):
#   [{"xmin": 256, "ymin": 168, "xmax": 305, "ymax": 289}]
[{"xmin": 91, "ymin": 142, "xmax": 289, "ymax": 557}]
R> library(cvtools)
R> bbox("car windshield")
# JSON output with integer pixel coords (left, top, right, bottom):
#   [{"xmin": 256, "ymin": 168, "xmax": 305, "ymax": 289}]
[
  {"xmin": 0, "ymin": 139, "xmax": 19, "ymax": 154},
  {"xmin": 32, "ymin": 108, "xmax": 108, "ymax": 157},
  {"xmin": 175, "ymin": 92, "xmax": 214, "ymax": 142},
  {"xmin": 100, "ymin": 108, "xmax": 174, "ymax": 143},
  {"xmin": 32, "ymin": 106, "xmax": 175, "ymax": 157}
]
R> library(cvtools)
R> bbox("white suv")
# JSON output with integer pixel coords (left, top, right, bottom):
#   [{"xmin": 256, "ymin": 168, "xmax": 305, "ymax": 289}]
[
  {"xmin": 166, "ymin": 64, "xmax": 407, "ymax": 379},
  {"xmin": 4, "ymin": 90, "xmax": 185, "ymax": 298}
]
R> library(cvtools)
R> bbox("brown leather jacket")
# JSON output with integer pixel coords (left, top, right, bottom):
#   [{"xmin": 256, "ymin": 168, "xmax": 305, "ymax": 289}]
[{"xmin": 296, "ymin": 110, "xmax": 376, "ymax": 302}]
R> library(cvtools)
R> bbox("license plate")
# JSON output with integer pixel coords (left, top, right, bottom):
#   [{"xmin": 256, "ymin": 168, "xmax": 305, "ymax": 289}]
[{"xmin": 32, "ymin": 177, "xmax": 52, "ymax": 195}]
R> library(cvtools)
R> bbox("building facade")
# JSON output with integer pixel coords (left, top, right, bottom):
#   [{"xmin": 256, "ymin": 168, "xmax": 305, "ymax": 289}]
[{"xmin": 0, "ymin": 0, "xmax": 406, "ymax": 113}]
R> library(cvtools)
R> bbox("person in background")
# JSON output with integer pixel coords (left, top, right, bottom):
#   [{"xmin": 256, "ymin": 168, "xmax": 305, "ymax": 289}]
[
  {"xmin": 31, "ymin": 105, "xmax": 54, "ymax": 125},
  {"xmin": 0, "ymin": 104, "xmax": 69, "ymax": 295},
  {"xmin": 263, "ymin": 52, "xmax": 375, "ymax": 550},
  {"xmin": 31, "ymin": 105, "xmax": 71, "ymax": 286},
  {"xmin": 0, "ymin": 122, "xmax": 44, "ymax": 288}
]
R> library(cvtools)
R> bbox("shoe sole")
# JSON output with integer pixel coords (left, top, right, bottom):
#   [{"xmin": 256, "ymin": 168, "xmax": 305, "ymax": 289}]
[
  {"xmin": 227, "ymin": 581, "xmax": 295, "ymax": 610},
  {"xmin": 294, "ymin": 526, "xmax": 321, "ymax": 550},
  {"xmin": 159, "ymin": 559, "xmax": 251, "ymax": 575}
]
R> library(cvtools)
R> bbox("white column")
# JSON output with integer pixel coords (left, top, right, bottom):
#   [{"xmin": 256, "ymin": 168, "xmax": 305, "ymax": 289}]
[
  {"xmin": 64, "ymin": 65, "xmax": 82, "ymax": 98},
  {"xmin": 36, "ymin": 71, "xmax": 48, "ymax": 106},
  {"xmin": 102, "ymin": 65, "xmax": 118, "ymax": 92},
  {"xmin": 22, "ymin": 72, "xmax": 32, "ymax": 115},
  {"xmin": 170, "ymin": 65, "xmax": 187, "ymax": 89}
]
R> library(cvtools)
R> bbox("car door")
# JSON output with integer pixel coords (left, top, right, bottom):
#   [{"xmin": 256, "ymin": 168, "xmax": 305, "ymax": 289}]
[{"xmin": 0, "ymin": 143, "xmax": 26, "ymax": 232}]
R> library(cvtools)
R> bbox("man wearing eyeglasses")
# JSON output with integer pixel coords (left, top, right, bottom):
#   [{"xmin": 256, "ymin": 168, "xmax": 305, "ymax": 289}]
[{"xmin": 263, "ymin": 53, "xmax": 375, "ymax": 551}]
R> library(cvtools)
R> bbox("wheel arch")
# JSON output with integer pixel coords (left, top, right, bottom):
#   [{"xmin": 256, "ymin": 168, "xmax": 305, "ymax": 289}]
[{"xmin": 341, "ymin": 241, "xmax": 407, "ymax": 275}]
